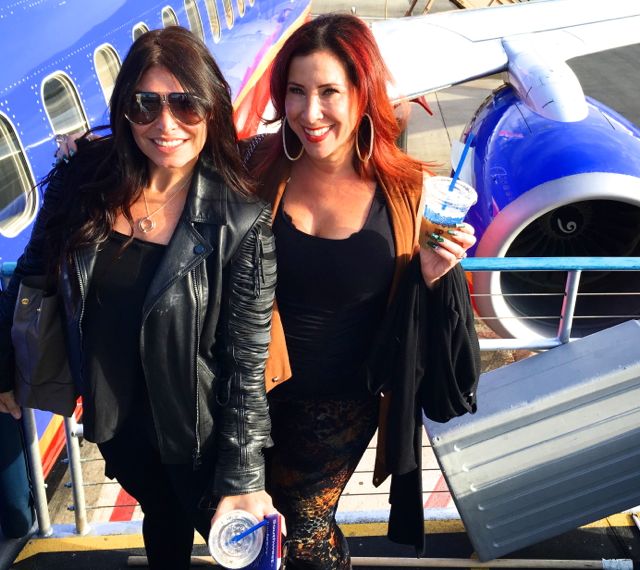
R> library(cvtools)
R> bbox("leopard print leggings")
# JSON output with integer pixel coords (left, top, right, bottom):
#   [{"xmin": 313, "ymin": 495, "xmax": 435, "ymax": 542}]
[{"xmin": 266, "ymin": 396, "xmax": 379, "ymax": 570}]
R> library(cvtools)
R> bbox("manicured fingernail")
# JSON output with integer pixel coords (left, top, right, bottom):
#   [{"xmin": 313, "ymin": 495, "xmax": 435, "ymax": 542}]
[
  {"xmin": 455, "ymin": 223, "xmax": 466, "ymax": 228},
  {"xmin": 430, "ymin": 233, "xmax": 444, "ymax": 243},
  {"xmin": 427, "ymin": 240, "xmax": 439, "ymax": 250},
  {"xmin": 447, "ymin": 229, "xmax": 458, "ymax": 236}
]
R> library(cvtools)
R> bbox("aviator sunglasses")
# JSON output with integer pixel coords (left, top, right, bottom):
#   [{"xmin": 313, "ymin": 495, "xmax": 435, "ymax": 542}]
[{"xmin": 125, "ymin": 92, "xmax": 207, "ymax": 125}]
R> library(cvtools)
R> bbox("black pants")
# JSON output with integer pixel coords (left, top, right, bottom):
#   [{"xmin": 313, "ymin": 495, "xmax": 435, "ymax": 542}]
[
  {"xmin": 0, "ymin": 414, "xmax": 34, "ymax": 538},
  {"xmin": 97, "ymin": 418, "xmax": 216, "ymax": 570}
]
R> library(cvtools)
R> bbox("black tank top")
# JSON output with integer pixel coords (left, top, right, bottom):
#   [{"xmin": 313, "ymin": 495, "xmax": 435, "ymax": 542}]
[
  {"xmin": 273, "ymin": 189, "xmax": 395, "ymax": 398},
  {"xmin": 81, "ymin": 231, "xmax": 165, "ymax": 443}
]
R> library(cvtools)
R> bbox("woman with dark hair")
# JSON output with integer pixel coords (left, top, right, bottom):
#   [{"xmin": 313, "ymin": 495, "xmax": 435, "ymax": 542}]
[
  {"xmin": 0, "ymin": 26, "xmax": 277, "ymax": 569},
  {"xmin": 243, "ymin": 13, "xmax": 479, "ymax": 570}
]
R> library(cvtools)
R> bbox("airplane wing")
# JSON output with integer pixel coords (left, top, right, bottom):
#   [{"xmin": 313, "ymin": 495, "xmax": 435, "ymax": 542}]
[{"xmin": 371, "ymin": 0, "xmax": 640, "ymax": 121}]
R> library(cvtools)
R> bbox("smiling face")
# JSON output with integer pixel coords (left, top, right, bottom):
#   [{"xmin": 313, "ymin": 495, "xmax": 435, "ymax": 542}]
[
  {"xmin": 284, "ymin": 50, "xmax": 360, "ymax": 165},
  {"xmin": 129, "ymin": 65, "xmax": 207, "ymax": 177}
]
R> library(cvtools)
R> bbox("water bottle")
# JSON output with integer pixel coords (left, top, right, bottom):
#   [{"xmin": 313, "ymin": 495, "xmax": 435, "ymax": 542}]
[{"xmin": 208, "ymin": 509, "xmax": 266, "ymax": 569}]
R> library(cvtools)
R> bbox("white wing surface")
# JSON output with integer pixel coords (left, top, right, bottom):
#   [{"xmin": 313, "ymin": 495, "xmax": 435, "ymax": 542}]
[{"xmin": 372, "ymin": 0, "xmax": 640, "ymax": 121}]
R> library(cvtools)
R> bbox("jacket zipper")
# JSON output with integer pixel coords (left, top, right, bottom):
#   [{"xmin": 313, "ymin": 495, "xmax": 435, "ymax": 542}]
[
  {"xmin": 191, "ymin": 264, "xmax": 202, "ymax": 470},
  {"xmin": 252, "ymin": 224, "xmax": 264, "ymax": 298},
  {"xmin": 73, "ymin": 252, "xmax": 86, "ymax": 344}
]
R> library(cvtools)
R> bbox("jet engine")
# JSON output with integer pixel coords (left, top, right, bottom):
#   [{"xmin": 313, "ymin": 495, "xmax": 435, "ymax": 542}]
[{"xmin": 467, "ymin": 85, "xmax": 640, "ymax": 339}]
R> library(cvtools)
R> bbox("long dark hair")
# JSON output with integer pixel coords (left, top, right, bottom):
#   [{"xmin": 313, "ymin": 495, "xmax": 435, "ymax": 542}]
[
  {"xmin": 47, "ymin": 26, "xmax": 252, "ymax": 269},
  {"xmin": 256, "ymin": 14, "xmax": 424, "ymax": 186}
]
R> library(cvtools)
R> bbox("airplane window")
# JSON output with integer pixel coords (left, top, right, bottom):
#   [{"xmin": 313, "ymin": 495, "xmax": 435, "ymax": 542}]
[
  {"xmin": 184, "ymin": 0, "xmax": 205, "ymax": 41},
  {"xmin": 236, "ymin": 0, "xmax": 245, "ymax": 17},
  {"xmin": 162, "ymin": 6, "xmax": 179, "ymax": 27},
  {"xmin": 222, "ymin": 0, "xmax": 234, "ymax": 29},
  {"xmin": 0, "ymin": 114, "xmax": 37, "ymax": 238},
  {"xmin": 42, "ymin": 73, "xmax": 90, "ymax": 137},
  {"xmin": 132, "ymin": 23, "xmax": 150, "ymax": 41},
  {"xmin": 94, "ymin": 44, "xmax": 121, "ymax": 105},
  {"xmin": 203, "ymin": 0, "xmax": 221, "ymax": 42}
]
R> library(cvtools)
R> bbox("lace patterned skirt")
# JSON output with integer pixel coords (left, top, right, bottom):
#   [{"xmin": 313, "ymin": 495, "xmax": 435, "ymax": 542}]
[{"xmin": 266, "ymin": 395, "xmax": 379, "ymax": 570}]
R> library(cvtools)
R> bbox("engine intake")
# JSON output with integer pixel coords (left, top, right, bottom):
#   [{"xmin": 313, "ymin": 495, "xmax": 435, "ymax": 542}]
[{"xmin": 473, "ymin": 174, "xmax": 640, "ymax": 339}]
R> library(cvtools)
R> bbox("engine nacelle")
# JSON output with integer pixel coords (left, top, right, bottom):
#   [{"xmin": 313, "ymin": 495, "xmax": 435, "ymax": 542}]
[{"xmin": 466, "ymin": 85, "xmax": 640, "ymax": 339}]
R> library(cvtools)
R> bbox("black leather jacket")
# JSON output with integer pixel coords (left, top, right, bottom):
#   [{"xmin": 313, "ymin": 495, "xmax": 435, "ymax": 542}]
[{"xmin": 0, "ymin": 154, "xmax": 276, "ymax": 497}]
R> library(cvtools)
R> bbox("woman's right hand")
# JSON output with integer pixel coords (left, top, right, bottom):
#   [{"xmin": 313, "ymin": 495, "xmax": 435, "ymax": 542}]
[
  {"xmin": 418, "ymin": 221, "xmax": 476, "ymax": 288},
  {"xmin": 0, "ymin": 390, "xmax": 21, "ymax": 420},
  {"xmin": 212, "ymin": 490, "xmax": 286, "ymax": 535}
]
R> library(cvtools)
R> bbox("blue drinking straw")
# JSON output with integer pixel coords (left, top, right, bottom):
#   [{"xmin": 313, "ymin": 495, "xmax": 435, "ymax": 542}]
[
  {"xmin": 448, "ymin": 132, "xmax": 475, "ymax": 191},
  {"xmin": 229, "ymin": 518, "xmax": 268, "ymax": 544}
]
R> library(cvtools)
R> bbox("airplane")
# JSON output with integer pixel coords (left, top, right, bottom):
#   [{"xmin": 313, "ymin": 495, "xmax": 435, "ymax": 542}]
[
  {"xmin": 372, "ymin": 0, "xmax": 640, "ymax": 340},
  {"xmin": 0, "ymin": 0, "xmax": 311, "ymax": 482}
]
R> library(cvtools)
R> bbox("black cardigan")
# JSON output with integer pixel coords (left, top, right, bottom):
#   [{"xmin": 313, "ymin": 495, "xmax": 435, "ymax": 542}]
[{"xmin": 367, "ymin": 258, "xmax": 481, "ymax": 554}]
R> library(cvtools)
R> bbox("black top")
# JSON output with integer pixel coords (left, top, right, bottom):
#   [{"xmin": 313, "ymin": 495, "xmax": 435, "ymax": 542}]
[
  {"xmin": 273, "ymin": 189, "xmax": 395, "ymax": 398},
  {"xmin": 81, "ymin": 231, "xmax": 165, "ymax": 443}
]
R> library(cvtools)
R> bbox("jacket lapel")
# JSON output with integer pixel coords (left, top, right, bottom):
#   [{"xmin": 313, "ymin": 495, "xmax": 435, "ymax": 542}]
[{"xmin": 142, "ymin": 160, "xmax": 225, "ymax": 316}]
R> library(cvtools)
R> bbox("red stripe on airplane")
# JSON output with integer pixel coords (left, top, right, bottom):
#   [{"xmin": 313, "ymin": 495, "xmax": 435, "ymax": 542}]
[
  {"xmin": 424, "ymin": 475, "xmax": 452, "ymax": 509},
  {"xmin": 110, "ymin": 487, "xmax": 137, "ymax": 522}
]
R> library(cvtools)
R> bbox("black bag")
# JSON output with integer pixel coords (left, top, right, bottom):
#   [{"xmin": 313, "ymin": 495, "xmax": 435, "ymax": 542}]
[{"xmin": 11, "ymin": 276, "xmax": 76, "ymax": 417}]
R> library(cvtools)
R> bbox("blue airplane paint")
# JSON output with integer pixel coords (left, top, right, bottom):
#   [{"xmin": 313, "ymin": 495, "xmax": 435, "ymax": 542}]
[{"xmin": 465, "ymin": 84, "xmax": 640, "ymax": 253}]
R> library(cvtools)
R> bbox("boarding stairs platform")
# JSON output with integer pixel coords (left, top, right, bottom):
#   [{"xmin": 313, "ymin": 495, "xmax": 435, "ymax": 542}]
[{"xmin": 2, "ymin": 256, "xmax": 640, "ymax": 569}]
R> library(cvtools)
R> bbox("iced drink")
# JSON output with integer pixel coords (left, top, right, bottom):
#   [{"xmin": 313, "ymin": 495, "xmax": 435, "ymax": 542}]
[
  {"xmin": 420, "ymin": 175, "xmax": 477, "ymax": 248},
  {"xmin": 208, "ymin": 510, "xmax": 265, "ymax": 568}
]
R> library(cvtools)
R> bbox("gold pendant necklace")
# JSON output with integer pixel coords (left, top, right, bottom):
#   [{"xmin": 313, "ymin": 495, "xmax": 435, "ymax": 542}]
[{"xmin": 137, "ymin": 178, "xmax": 190, "ymax": 233}]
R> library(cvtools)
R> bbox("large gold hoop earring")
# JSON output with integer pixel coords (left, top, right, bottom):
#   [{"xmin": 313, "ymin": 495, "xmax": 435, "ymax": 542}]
[
  {"xmin": 282, "ymin": 117, "xmax": 304, "ymax": 161},
  {"xmin": 355, "ymin": 113, "xmax": 374, "ymax": 163}
]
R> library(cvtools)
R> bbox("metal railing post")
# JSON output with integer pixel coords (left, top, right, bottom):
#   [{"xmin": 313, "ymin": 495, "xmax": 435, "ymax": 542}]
[
  {"xmin": 64, "ymin": 416, "xmax": 90, "ymax": 535},
  {"xmin": 557, "ymin": 270, "xmax": 581, "ymax": 344},
  {"xmin": 21, "ymin": 408, "xmax": 52, "ymax": 537}
]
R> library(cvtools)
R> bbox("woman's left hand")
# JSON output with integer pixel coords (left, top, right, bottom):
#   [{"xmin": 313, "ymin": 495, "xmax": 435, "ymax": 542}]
[
  {"xmin": 211, "ymin": 491, "xmax": 286, "ymax": 535},
  {"xmin": 54, "ymin": 133, "xmax": 80, "ymax": 164},
  {"xmin": 419, "ymin": 222, "xmax": 476, "ymax": 288}
]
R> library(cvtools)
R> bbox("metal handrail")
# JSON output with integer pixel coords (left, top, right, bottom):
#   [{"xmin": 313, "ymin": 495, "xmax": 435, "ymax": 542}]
[
  {"xmin": 461, "ymin": 256, "xmax": 640, "ymax": 271},
  {"xmin": 462, "ymin": 257, "xmax": 640, "ymax": 351},
  {"xmin": 2, "ymin": 256, "xmax": 640, "ymax": 536}
]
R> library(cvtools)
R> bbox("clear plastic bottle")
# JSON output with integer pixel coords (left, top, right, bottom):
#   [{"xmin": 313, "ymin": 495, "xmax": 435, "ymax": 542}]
[{"xmin": 208, "ymin": 509, "xmax": 265, "ymax": 569}]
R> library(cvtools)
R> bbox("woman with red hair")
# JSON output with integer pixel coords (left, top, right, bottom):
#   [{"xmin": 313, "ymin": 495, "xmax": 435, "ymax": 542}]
[{"xmin": 244, "ymin": 14, "xmax": 478, "ymax": 569}]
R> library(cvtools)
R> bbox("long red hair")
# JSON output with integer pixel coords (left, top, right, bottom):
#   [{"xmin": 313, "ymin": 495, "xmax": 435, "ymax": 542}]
[{"xmin": 259, "ymin": 14, "xmax": 425, "ymax": 189}]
